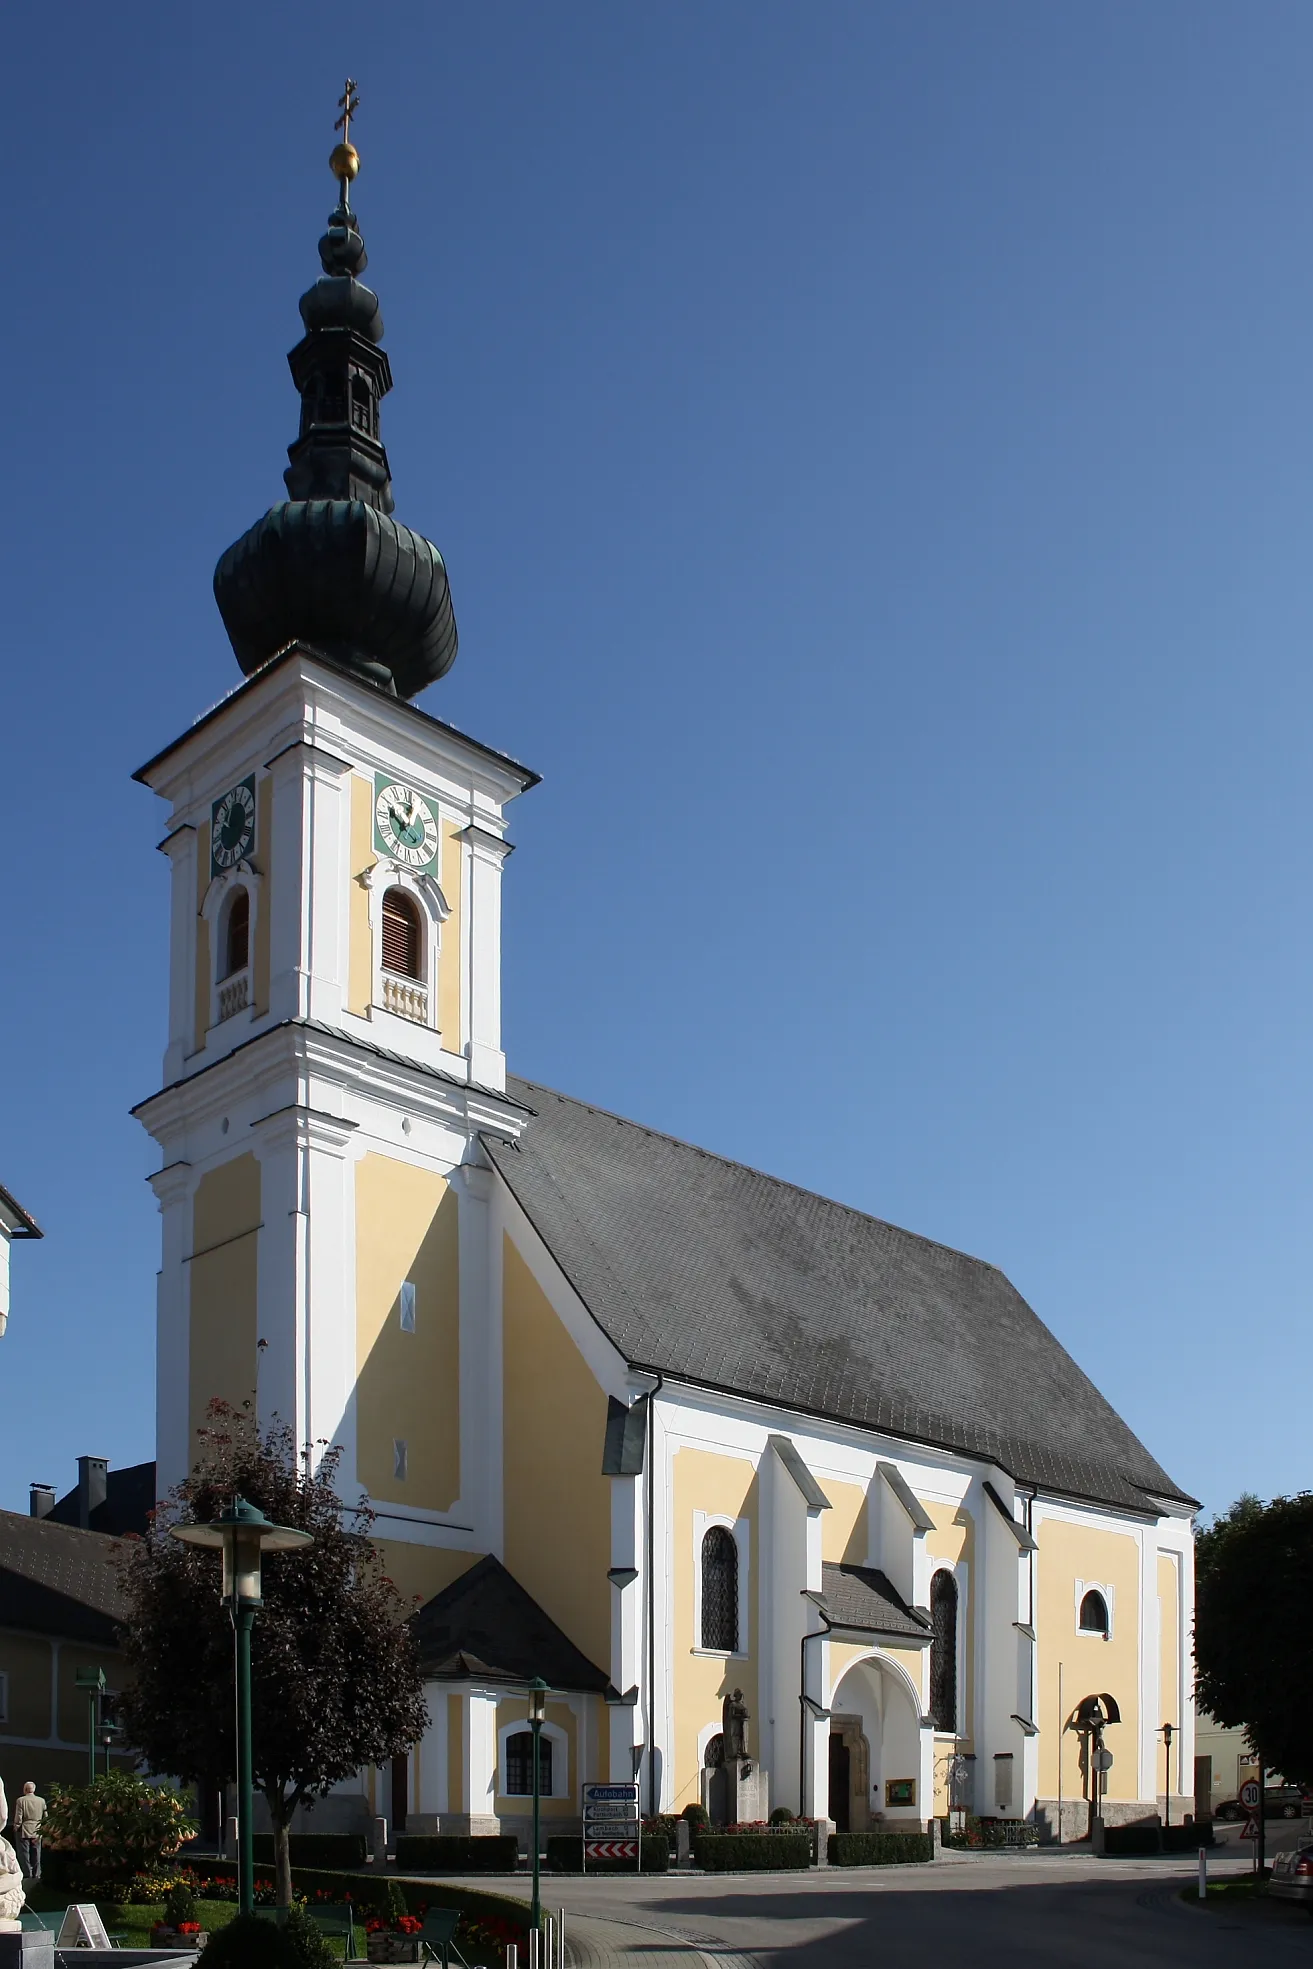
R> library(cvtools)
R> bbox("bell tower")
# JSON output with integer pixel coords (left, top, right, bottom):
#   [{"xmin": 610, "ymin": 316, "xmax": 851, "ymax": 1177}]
[{"xmin": 134, "ymin": 96, "xmax": 537, "ymax": 1606}]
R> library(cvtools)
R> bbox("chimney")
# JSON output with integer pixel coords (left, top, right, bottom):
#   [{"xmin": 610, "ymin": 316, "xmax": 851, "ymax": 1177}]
[
  {"xmin": 77, "ymin": 1456, "xmax": 109, "ymax": 1530},
  {"xmin": 29, "ymin": 1484, "xmax": 55, "ymax": 1519}
]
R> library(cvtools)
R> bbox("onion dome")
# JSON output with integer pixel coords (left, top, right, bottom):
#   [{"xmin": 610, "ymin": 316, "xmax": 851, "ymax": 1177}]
[{"xmin": 214, "ymin": 89, "xmax": 457, "ymax": 698}]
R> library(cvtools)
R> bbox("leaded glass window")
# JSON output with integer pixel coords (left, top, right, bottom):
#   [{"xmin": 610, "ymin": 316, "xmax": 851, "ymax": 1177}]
[
  {"xmin": 701, "ymin": 1526, "xmax": 739, "ymax": 1652},
  {"xmin": 930, "ymin": 1568, "xmax": 958, "ymax": 1733},
  {"xmin": 504, "ymin": 1730, "xmax": 552, "ymax": 1796}
]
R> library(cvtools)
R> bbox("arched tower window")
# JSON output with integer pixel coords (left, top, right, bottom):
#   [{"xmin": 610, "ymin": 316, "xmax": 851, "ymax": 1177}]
[
  {"xmin": 222, "ymin": 888, "xmax": 249, "ymax": 980},
  {"xmin": 351, "ymin": 376, "xmax": 373, "ymax": 433},
  {"xmin": 382, "ymin": 888, "xmax": 424, "ymax": 980},
  {"xmin": 1079, "ymin": 1589, "xmax": 1109, "ymax": 1636},
  {"xmin": 930, "ymin": 1568, "xmax": 958, "ymax": 1733},
  {"xmin": 700, "ymin": 1526, "xmax": 739, "ymax": 1652}
]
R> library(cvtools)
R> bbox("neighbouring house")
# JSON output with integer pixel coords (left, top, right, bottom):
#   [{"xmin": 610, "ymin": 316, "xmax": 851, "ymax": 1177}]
[
  {"xmin": 0, "ymin": 1475, "xmax": 143, "ymax": 1799},
  {"xmin": 127, "ymin": 125, "xmax": 1198, "ymax": 1846}
]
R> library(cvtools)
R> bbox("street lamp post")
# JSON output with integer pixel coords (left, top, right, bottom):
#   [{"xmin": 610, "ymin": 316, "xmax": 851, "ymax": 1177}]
[
  {"xmin": 171, "ymin": 1497, "xmax": 313, "ymax": 1916},
  {"xmin": 527, "ymin": 1679, "xmax": 547, "ymax": 1936},
  {"xmin": 74, "ymin": 1668, "xmax": 106, "ymax": 1787},
  {"xmin": 1160, "ymin": 1723, "xmax": 1175, "ymax": 1829}
]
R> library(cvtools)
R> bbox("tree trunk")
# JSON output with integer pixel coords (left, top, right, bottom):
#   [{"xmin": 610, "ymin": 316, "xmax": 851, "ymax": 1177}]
[{"xmin": 270, "ymin": 1799, "xmax": 294, "ymax": 1907}]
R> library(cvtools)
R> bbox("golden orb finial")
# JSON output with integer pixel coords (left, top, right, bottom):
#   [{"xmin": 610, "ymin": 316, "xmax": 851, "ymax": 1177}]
[
  {"xmin": 330, "ymin": 141, "xmax": 360, "ymax": 183},
  {"xmin": 332, "ymin": 79, "xmax": 361, "ymax": 191}
]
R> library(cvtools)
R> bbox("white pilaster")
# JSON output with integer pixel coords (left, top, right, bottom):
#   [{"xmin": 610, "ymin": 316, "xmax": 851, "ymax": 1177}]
[
  {"xmin": 159, "ymin": 824, "xmax": 198, "ymax": 1078},
  {"xmin": 461, "ymin": 826, "xmax": 509, "ymax": 1092},
  {"xmin": 150, "ymin": 1159, "xmax": 196, "ymax": 1496}
]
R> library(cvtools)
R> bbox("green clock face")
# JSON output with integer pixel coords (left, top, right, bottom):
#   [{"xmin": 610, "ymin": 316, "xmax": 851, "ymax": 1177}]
[
  {"xmin": 374, "ymin": 776, "xmax": 440, "ymax": 868},
  {"xmin": 211, "ymin": 778, "xmax": 256, "ymax": 875}
]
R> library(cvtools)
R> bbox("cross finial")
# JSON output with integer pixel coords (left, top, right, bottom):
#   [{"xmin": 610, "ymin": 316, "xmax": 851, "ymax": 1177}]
[
  {"xmin": 335, "ymin": 78, "xmax": 360, "ymax": 146},
  {"xmin": 330, "ymin": 78, "xmax": 362, "ymax": 206}
]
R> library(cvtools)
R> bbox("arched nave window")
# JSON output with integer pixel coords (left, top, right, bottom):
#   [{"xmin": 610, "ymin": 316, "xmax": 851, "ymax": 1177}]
[
  {"xmin": 930, "ymin": 1568, "xmax": 958, "ymax": 1733},
  {"xmin": 700, "ymin": 1526, "xmax": 739, "ymax": 1653},
  {"xmin": 1079, "ymin": 1589, "xmax": 1110, "ymax": 1636},
  {"xmin": 381, "ymin": 887, "xmax": 424, "ymax": 980},
  {"xmin": 503, "ymin": 1730, "xmax": 552, "ymax": 1797}
]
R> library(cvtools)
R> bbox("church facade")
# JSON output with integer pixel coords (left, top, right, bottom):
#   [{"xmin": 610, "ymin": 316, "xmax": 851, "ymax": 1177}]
[{"xmin": 132, "ymin": 121, "xmax": 1197, "ymax": 1845}]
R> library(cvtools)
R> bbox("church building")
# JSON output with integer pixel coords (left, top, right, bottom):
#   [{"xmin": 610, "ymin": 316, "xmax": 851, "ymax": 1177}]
[{"xmin": 131, "ymin": 116, "xmax": 1197, "ymax": 1846}]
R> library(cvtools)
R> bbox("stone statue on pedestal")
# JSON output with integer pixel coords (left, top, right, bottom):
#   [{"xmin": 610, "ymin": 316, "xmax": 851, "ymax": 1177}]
[
  {"xmin": 0, "ymin": 1834, "xmax": 25, "ymax": 1926},
  {"xmin": 723, "ymin": 1688, "xmax": 749, "ymax": 1766}
]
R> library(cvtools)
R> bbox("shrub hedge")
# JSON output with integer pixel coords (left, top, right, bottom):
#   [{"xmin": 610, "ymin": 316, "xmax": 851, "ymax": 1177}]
[
  {"xmin": 251, "ymin": 1835, "xmax": 368, "ymax": 1870},
  {"xmin": 394, "ymin": 1835, "xmax": 520, "ymax": 1873},
  {"xmin": 1100, "ymin": 1825, "xmax": 1161, "ymax": 1856},
  {"xmin": 1163, "ymin": 1823, "xmax": 1213, "ymax": 1852},
  {"xmin": 828, "ymin": 1832, "xmax": 933, "ymax": 1867},
  {"xmin": 693, "ymin": 1833, "xmax": 811, "ymax": 1871},
  {"xmin": 545, "ymin": 1834, "xmax": 669, "ymax": 1874},
  {"xmin": 198, "ymin": 1860, "xmax": 536, "ymax": 1930}
]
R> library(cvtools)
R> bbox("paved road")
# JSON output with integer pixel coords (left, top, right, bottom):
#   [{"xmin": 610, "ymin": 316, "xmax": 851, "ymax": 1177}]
[{"xmin": 478, "ymin": 1853, "xmax": 1313, "ymax": 1968}]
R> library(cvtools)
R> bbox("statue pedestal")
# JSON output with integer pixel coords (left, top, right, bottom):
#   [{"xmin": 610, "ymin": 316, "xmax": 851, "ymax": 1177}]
[
  {"xmin": 726, "ymin": 1760, "xmax": 765, "ymax": 1824},
  {"xmin": 0, "ymin": 1934, "xmax": 54, "ymax": 1969}
]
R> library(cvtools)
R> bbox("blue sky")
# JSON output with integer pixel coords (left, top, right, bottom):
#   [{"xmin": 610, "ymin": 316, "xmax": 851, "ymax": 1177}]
[{"xmin": 2, "ymin": 3, "xmax": 1309, "ymax": 1522}]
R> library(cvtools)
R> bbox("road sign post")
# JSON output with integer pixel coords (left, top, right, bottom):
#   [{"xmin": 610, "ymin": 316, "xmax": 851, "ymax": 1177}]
[{"xmin": 582, "ymin": 1783, "xmax": 641, "ymax": 1875}]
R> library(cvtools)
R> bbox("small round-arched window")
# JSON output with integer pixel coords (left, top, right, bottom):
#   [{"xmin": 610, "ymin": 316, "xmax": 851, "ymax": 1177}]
[
  {"xmin": 1079, "ymin": 1589, "xmax": 1110, "ymax": 1636},
  {"xmin": 223, "ymin": 888, "xmax": 249, "ymax": 980},
  {"xmin": 382, "ymin": 888, "xmax": 424, "ymax": 980}
]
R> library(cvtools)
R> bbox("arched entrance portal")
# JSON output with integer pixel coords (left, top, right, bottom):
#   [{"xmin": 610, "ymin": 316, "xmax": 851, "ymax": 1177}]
[{"xmin": 830, "ymin": 1654, "xmax": 926, "ymax": 1830}]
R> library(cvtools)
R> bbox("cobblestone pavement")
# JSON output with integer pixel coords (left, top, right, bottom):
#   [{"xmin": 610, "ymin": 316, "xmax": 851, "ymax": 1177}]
[{"xmin": 471, "ymin": 1853, "xmax": 1313, "ymax": 1968}]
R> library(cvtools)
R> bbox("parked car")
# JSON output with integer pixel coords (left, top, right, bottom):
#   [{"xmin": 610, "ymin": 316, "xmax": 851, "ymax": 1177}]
[
  {"xmin": 1216, "ymin": 1785, "xmax": 1310, "ymax": 1820},
  {"xmin": 1268, "ymin": 1844, "xmax": 1313, "ymax": 1909}
]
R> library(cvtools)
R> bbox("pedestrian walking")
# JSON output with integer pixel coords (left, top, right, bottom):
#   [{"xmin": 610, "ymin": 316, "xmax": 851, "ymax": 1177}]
[{"xmin": 11, "ymin": 1784, "xmax": 44, "ymax": 1881}]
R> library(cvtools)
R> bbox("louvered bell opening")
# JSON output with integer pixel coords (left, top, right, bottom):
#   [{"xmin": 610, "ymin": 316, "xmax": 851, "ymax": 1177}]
[
  {"xmin": 382, "ymin": 889, "xmax": 423, "ymax": 979},
  {"xmin": 223, "ymin": 890, "xmax": 250, "ymax": 979}
]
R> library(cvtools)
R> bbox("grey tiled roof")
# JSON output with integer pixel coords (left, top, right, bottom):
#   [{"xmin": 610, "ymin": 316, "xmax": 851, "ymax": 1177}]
[
  {"xmin": 483, "ymin": 1079, "xmax": 1195, "ymax": 1516},
  {"xmin": 0, "ymin": 1511, "xmax": 127, "ymax": 1643},
  {"xmin": 818, "ymin": 1563, "xmax": 931, "ymax": 1641},
  {"xmin": 414, "ymin": 1555, "xmax": 611, "ymax": 1693}
]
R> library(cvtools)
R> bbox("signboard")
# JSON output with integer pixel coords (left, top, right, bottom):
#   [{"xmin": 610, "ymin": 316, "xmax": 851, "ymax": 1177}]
[
  {"xmin": 582, "ymin": 1782, "xmax": 641, "ymax": 1873},
  {"xmin": 1241, "ymin": 1816, "xmax": 1259, "ymax": 1840},
  {"xmin": 1094, "ymin": 1749, "xmax": 1114, "ymax": 1773},
  {"xmin": 57, "ymin": 1908, "xmax": 113, "ymax": 1950},
  {"xmin": 1239, "ymin": 1779, "xmax": 1261, "ymax": 1811}
]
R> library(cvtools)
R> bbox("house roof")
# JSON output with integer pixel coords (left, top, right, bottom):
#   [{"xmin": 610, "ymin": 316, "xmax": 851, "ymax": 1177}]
[
  {"xmin": 0, "ymin": 1184, "xmax": 42, "ymax": 1239},
  {"xmin": 817, "ymin": 1562, "xmax": 931, "ymax": 1643},
  {"xmin": 0, "ymin": 1511, "xmax": 127, "ymax": 1645},
  {"xmin": 46, "ymin": 1462, "xmax": 157, "ymax": 1539},
  {"xmin": 483, "ymin": 1078, "xmax": 1195, "ymax": 1516},
  {"xmin": 413, "ymin": 1555, "xmax": 611, "ymax": 1694}
]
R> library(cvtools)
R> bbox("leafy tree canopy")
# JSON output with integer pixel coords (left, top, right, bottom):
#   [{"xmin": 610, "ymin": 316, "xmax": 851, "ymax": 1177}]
[
  {"xmin": 116, "ymin": 1405, "xmax": 427, "ymax": 1902},
  {"xmin": 1194, "ymin": 1490, "xmax": 1313, "ymax": 1785}
]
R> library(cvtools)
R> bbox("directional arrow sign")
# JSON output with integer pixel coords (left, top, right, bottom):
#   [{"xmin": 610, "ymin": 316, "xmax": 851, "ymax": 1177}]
[{"xmin": 585, "ymin": 1840, "xmax": 638, "ymax": 1861}]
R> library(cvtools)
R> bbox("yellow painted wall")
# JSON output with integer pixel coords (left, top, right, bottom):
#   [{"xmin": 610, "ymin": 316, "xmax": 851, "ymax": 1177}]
[
  {"xmin": 671, "ymin": 1447, "xmax": 759, "ymax": 1815},
  {"xmin": 0, "ymin": 1632, "xmax": 52, "ymax": 1739},
  {"xmin": 251, "ymin": 777, "xmax": 272, "ymax": 1014},
  {"xmin": 193, "ymin": 823, "xmax": 211, "ymax": 1049},
  {"xmin": 355, "ymin": 1156, "xmax": 461, "ymax": 1512},
  {"xmin": 502, "ymin": 1238, "xmax": 611, "ymax": 1672},
  {"xmin": 1036, "ymin": 1517, "xmax": 1141, "ymax": 1801},
  {"xmin": 188, "ymin": 1155, "xmax": 261, "ymax": 1449},
  {"xmin": 374, "ymin": 1541, "xmax": 478, "ymax": 1614},
  {"xmin": 348, "ymin": 776, "xmax": 376, "ymax": 1017},
  {"xmin": 821, "ymin": 1480, "xmax": 868, "ymax": 1564},
  {"xmin": 447, "ymin": 1693, "xmax": 463, "ymax": 1813},
  {"xmin": 493, "ymin": 1697, "xmax": 580, "ymax": 1818},
  {"xmin": 437, "ymin": 821, "xmax": 463, "ymax": 1045}
]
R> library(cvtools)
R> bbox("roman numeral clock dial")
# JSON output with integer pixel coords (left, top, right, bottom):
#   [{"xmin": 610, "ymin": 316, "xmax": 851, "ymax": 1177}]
[
  {"xmin": 211, "ymin": 777, "xmax": 256, "ymax": 876},
  {"xmin": 374, "ymin": 776, "xmax": 440, "ymax": 868}
]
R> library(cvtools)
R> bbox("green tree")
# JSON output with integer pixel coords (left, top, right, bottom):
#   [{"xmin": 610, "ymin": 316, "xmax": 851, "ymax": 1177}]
[
  {"xmin": 1194, "ymin": 1491, "xmax": 1313, "ymax": 1785},
  {"xmin": 115, "ymin": 1404, "xmax": 427, "ymax": 1906}
]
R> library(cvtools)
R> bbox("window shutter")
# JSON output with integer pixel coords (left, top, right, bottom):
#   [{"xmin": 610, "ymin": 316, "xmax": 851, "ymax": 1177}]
[{"xmin": 382, "ymin": 889, "xmax": 422, "ymax": 978}]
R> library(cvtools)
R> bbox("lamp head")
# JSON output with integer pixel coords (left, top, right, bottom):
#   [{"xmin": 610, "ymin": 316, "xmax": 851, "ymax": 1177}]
[
  {"xmin": 528, "ymin": 1677, "xmax": 548, "ymax": 1724},
  {"xmin": 170, "ymin": 1495, "xmax": 314, "ymax": 1606}
]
